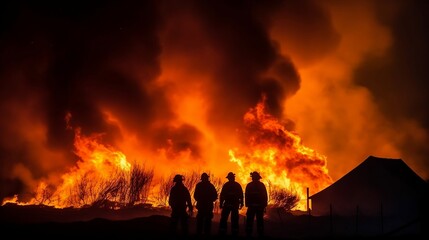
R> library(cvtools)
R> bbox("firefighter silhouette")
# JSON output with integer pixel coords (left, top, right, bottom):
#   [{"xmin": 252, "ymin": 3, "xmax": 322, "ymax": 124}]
[
  {"xmin": 245, "ymin": 171, "xmax": 268, "ymax": 237},
  {"xmin": 168, "ymin": 174, "xmax": 193, "ymax": 236},
  {"xmin": 219, "ymin": 172, "xmax": 244, "ymax": 236},
  {"xmin": 193, "ymin": 172, "xmax": 218, "ymax": 235}
]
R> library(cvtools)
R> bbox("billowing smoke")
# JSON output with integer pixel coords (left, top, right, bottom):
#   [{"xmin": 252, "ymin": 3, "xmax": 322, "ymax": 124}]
[
  {"xmin": 1, "ymin": 0, "xmax": 428, "ymax": 201},
  {"xmin": 280, "ymin": 0, "xmax": 429, "ymax": 181}
]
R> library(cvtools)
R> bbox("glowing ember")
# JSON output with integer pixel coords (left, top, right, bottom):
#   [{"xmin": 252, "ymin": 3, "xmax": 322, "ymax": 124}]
[{"xmin": 230, "ymin": 96, "xmax": 332, "ymax": 210}]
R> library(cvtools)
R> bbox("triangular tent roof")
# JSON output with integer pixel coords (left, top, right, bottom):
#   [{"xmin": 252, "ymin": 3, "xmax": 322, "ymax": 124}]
[{"xmin": 310, "ymin": 155, "xmax": 429, "ymax": 217}]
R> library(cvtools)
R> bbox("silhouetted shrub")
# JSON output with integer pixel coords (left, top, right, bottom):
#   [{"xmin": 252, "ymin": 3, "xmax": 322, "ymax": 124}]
[
  {"xmin": 128, "ymin": 162, "xmax": 154, "ymax": 206},
  {"xmin": 269, "ymin": 187, "xmax": 300, "ymax": 212}
]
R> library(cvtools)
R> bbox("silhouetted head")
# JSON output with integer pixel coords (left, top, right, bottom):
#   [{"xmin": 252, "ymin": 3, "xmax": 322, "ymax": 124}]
[
  {"xmin": 226, "ymin": 172, "xmax": 235, "ymax": 180},
  {"xmin": 173, "ymin": 174, "xmax": 184, "ymax": 183},
  {"xmin": 250, "ymin": 171, "xmax": 262, "ymax": 181},
  {"xmin": 201, "ymin": 172, "xmax": 209, "ymax": 181}
]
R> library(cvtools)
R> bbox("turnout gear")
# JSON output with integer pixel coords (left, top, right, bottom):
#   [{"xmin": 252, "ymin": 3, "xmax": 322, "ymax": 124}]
[
  {"xmin": 245, "ymin": 172, "xmax": 268, "ymax": 237},
  {"xmin": 200, "ymin": 172, "xmax": 209, "ymax": 180},
  {"xmin": 219, "ymin": 172, "xmax": 244, "ymax": 236},
  {"xmin": 169, "ymin": 175, "xmax": 193, "ymax": 236},
  {"xmin": 173, "ymin": 174, "xmax": 184, "ymax": 182},
  {"xmin": 250, "ymin": 171, "xmax": 262, "ymax": 180},
  {"xmin": 226, "ymin": 172, "xmax": 235, "ymax": 179},
  {"xmin": 194, "ymin": 172, "xmax": 218, "ymax": 235}
]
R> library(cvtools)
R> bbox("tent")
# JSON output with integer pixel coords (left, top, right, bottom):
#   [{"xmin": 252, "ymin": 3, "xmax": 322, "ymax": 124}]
[{"xmin": 309, "ymin": 155, "xmax": 429, "ymax": 236}]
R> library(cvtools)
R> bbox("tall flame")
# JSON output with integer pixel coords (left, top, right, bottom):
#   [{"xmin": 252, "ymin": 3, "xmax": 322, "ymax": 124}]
[
  {"xmin": 230, "ymin": 96, "xmax": 332, "ymax": 209},
  {"xmin": 3, "ymin": 98, "xmax": 332, "ymax": 211},
  {"xmin": 3, "ymin": 128, "xmax": 133, "ymax": 208}
]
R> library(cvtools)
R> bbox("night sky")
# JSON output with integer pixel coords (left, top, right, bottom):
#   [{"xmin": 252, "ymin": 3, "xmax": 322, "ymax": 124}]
[{"xmin": 1, "ymin": 0, "xmax": 428, "ymax": 201}]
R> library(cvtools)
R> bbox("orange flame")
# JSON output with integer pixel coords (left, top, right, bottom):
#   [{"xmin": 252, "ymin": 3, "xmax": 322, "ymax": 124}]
[
  {"xmin": 3, "ymin": 98, "xmax": 332, "ymax": 211},
  {"xmin": 230, "ymin": 96, "xmax": 332, "ymax": 210},
  {"xmin": 2, "ymin": 128, "xmax": 132, "ymax": 208}
]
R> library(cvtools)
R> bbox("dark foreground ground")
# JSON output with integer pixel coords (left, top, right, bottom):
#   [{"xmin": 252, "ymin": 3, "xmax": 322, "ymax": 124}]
[{"xmin": 0, "ymin": 204, "xmax": 427, "ymax": 240}]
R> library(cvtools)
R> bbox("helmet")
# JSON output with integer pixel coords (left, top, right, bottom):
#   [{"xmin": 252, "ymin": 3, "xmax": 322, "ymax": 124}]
[
  {"xmin": 173, "ymin": 174, "xmax": 183, "ymax": 182},
  {"xmin": 250, "ymin": 171, "xmax": 261, "ymax": 180},
  {"xmin": 201, "ymin": 173, "xmax": 209, "ymax": 180},
  {"xmin": 226, "ymin": 172, "xmax": 235, "ymax": 179}
]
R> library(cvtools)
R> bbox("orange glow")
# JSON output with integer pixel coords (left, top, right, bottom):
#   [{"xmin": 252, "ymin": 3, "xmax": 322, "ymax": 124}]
[
  {"xmin": 2, "ymin": 1, "xmax": 429, "ymax": 215},
  {"xmin": 3, "ymin": 128, "xmax": 133, "ymax": 208},
  {"xmin": 230, "ymin": 96, "xmax": 332, "ymax": 209},
  {"xmin": 1, "ymin": 195, "xmax": 19, "ymax": 205},
  {"xmin": 3, "ymin": 98, "xmax": 332, "ymax": 210}
]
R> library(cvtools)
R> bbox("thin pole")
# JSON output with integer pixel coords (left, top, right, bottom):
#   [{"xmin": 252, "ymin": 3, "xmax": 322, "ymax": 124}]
[{"xmin": 307, "ymin": 187, "xmax": 310, "ymax": 215}]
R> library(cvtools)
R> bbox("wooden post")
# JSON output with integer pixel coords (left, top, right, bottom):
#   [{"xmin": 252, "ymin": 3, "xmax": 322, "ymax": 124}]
[{"xmin": 307, "ymin": 187, "xmax": 310, "ymax": 215}]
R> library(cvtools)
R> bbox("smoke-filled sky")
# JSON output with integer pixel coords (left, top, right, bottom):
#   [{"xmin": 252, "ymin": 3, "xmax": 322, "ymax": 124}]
[{"xmin": 1, "ymin": 0, "xmax": 428, "ymax": 200}]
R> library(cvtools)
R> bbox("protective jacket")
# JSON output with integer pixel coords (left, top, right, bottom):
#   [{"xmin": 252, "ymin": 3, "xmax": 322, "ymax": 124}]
[
  {"xmin": 194, "ymin": 180, "xmax": 218, "ymax": 210},
  {"xmin": 245, "ymin": 181, "xmax": 268, "ymax": 208},
  {"xmin": 220, "ymin": 181, "xmax": 243, "ymax": 208}
]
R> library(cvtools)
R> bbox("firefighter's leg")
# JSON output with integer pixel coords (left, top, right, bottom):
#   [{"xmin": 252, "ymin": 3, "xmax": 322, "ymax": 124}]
[
  {"xmin": 246, "ymin": 207, "xmax": 256, "ymax": 236},
  {"xmin": 256, "ymin": 208, "xmax": 264, "ymax": 237}
]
